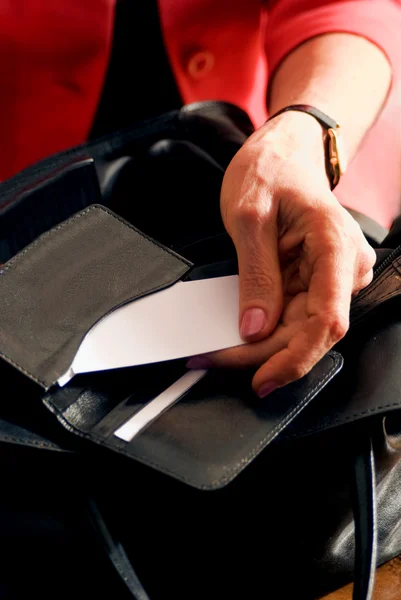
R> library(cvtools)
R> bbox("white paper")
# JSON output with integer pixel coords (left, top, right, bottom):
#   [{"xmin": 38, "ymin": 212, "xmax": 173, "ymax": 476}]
[
  {"xmin": 58, "ymin": 275, "xmax": 244, "ymax": 385},
  {"xmin": 114, "ymin": 369, "xmax": 207, "ymax": 442}
]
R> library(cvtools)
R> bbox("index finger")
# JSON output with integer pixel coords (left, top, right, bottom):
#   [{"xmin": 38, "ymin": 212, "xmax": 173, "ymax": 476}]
[{"xmin": 253, "ymin": 239, "xmax": 355, "ymax": 396}]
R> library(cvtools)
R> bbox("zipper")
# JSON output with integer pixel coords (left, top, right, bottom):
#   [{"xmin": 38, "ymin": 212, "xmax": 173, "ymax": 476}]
[{"xmin": 373, "ymin": 244, "xmax": 401, "ymax": 279}]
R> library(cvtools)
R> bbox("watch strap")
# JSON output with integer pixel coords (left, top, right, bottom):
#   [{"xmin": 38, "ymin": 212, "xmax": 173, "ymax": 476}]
[
  {"xmin": 266, "ymin": 104, "xmax": 345, "ymax": 189},
  {"xmin": 268, "ymin": 104, "xmax": 339, "ymax": 130}
]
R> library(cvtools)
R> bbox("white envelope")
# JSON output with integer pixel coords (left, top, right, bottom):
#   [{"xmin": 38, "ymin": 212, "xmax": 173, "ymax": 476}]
[{"xmin": 58, "ymin": 275, "xmax": 245, "ymax": 386}]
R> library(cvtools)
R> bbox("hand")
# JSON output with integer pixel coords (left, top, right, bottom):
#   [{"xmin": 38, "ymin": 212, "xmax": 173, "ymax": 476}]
[{"xmin": 186, "ymin": 112, "xmax": 376, "ymax": 397}]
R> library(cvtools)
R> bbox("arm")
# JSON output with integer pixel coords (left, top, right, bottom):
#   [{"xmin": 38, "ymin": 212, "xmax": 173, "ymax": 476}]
[
  {"xmin": 264, "ymin": 0, "xmax": 401, "ymax": 221},
  {"xmin": 267, "ymin": 32, "xmax": 392, "ymax": 161},
  {"xmin": 266, "ymin": 0, "xmax": 401, "ymax": 93},
  {"xmin": 187, "ymin": 29, "xmax": 396, "ymax": 395}
]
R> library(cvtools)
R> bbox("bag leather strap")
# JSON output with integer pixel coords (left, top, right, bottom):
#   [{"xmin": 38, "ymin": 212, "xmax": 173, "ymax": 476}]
[
  {"xmin": 86, "ymin": 436, "xmax": 379, "ymax": 600},
  {"xmin": 87, "ymin": 497, "xmax": 151, "ymax": 600},
  {"xmin": 352, "ymin": 433, "xmax": 377, "ymax": 600}
]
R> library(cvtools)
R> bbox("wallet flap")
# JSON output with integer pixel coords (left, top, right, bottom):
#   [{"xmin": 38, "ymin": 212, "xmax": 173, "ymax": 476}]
[
  {"xmin": 43, "ymin": 351, "xmax": 343, "ymax": 489},
  {"xmin": 0, "ymin": 205, "xmax": 191, "ymax": 389}
]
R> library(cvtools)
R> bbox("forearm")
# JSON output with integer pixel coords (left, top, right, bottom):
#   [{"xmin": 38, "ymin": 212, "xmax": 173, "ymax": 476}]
[{"xmin": 267, "ymin": 33, "xmax": 392, "ymax": 160}]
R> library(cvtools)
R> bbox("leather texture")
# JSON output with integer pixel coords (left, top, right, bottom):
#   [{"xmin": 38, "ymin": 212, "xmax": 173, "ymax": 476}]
[
  {"xmin": 78, "ymin": 433, "xmax": 379, "ymax": 600},
  {"xmin": 351, "ymin": 252, "xmax": 401, "ymax": 326},
  {"xmin": 0, "ymin": 157, "xmax": 100, "ymax": 264},
  {"xmin": 352, "ymin": 435, "xmax": 377, "ymax": 600},
  {"xmin": 0, "ymin": 205, "xmax": 191, "ymax": 389},
  {"xmin": 282, "ymin": 246, "xmax": 401, "ymax": 440},
  {"xmin": 87, "ymin": 497, "xmax": 150, "ymax": 600},
  {"xmin": 43, "ymin": 351, "xmax": 342, "ymax": 489},
  {"xmin": 76, "ymin": 414, "xmax": 401, "ymax": 600},
  {"xmin": 1, "ymin": 101, "xmax": 401, "ymax": 598}
]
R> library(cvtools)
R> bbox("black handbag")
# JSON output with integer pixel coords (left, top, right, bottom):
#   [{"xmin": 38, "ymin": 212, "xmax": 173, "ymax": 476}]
[{"xmin": 1, "ymin": 101, "xmax": 401, "ymax": 600}]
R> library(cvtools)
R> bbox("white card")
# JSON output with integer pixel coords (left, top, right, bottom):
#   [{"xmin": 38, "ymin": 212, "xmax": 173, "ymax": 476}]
[
  {"xmin": 114, "ymin": 369, "xmax": 208, "ymax": 442},
  {"xmin": 58, "ymin": 275, "xmax": 244, "ymax": 386}
]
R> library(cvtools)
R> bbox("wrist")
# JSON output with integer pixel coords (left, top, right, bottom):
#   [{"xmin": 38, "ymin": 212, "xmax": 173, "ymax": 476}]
[
  {"xmin": 264, "ymin": 110, "xmax": 324, "ymax": 155},
  {"xmin": 250, "ymin": 111, "xmax": 331, "ymax": 186},
  {"xmin": 265, "ymin": 106, "xmax": 348, "ymax": 189}
]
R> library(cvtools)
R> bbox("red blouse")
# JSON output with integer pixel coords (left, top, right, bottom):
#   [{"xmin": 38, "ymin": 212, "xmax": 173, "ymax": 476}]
[{"xmin": 1, "ymin": 0, "xmax": 400, "ymax": 226}]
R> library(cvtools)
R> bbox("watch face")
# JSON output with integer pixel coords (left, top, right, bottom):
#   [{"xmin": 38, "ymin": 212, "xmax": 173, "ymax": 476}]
[{"xmin": 328, "ymin": 127, "xmax": 347, "ymax": 186}]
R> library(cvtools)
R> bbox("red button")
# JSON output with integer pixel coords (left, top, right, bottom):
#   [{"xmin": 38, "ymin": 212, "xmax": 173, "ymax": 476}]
[{"xmin": 186, "ymin": 50, "xmax": 215, "ymax": 80}]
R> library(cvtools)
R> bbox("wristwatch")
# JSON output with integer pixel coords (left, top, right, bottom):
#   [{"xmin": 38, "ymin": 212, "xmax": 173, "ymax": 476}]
[{"xmin": 266, "ymin": 104, "xmax": 347, "ymax": 190}]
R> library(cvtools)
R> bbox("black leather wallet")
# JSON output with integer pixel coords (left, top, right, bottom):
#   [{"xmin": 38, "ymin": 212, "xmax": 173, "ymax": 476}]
[
  {"xmin": 2, "ymin": 101, "xmax": 401, "ymax": 494},
  {"xmin": 0, "ymin": 204, "xmax": 342, "ymax": 489}
]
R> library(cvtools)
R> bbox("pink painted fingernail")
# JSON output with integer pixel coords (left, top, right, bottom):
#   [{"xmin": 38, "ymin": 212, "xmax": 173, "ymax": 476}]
[
  {"xmin": 257, "ymin": 381, "xmax": 279, "ymax": 398},
  {"xmin": 240, "ymin": 308, "xmax": 266, "ymax": 338},
  {"xmin": 186, "ymin": 356, "xmax": 214, "ymax": 370}
]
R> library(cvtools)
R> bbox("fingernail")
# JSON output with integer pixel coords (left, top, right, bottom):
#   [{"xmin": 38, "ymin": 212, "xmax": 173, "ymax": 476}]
[
  {"xmin": 240, "ymin": 308, "xmax": 266, "ymax": 338},
  {"xmin": 257, "ymin": 381, "xmax": 279, "ymax": 398},
  {"xmin": 186, "ymin": 356, "xmax": 214, "ymax": 370}
]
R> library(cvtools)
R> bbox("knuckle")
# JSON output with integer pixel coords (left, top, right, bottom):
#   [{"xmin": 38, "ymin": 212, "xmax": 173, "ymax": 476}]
[
  {"xmin": 354, "ymin": 269, "xmax": 373, "ymax": 293},
  {"xmin": 330, "ymin": 316, "xmax": 349, "ymax": 342},
  {"xmin": 319, "ymin": 312, "xmax": 349, "ymax": 343},
  {"xmin": 362, "ymin": 244, "xmax": 377, "ymax": 270},
  {"xmin": 288, "ymin": 362, "xmax": 309, "ymax": 382},
  {"xmin": 352, "ymin": 226, "xmax": 376, "ymax": 265},
  {"xmin": 363, "ymin": 269, "xmax": 374, "ymax": 287},
  {"xmin": 234, "ymin": 203, "xmax": 265, "ymax": 229},
  {"xmin": 354, "ymin": 243, "xmax": 376, "ymax": 281},
  {"xmin": 323, "ymin": 238, "xmax": 343, "ymax": 258},
  {"xmin": 317, "ymin": 227, "xmax": 347, "ymax": 257}
]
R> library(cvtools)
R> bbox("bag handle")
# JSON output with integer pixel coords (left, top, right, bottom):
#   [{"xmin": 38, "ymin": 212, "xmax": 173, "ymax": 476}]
[
  {"xmin": 352, "ymin": 432, "xmax": 377, "ymax": 600},
  {"xmin": 86, "ymin": 434, "xmax": 379, "ymax": 600},
  {"xmin": 87, "ymin": 497, "xmax": 151, "ymax": 600}
]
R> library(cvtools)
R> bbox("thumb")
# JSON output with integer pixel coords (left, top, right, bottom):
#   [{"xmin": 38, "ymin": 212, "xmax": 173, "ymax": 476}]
[{"xmin": 235, "ymin": 222, "xmax": 283, "ymax": 342}]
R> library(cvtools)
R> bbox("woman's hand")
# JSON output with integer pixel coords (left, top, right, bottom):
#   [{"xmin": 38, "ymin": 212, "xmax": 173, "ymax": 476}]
[{"xmin": 187, "ymin": 112, "xmax": 376, "ymax": 397}]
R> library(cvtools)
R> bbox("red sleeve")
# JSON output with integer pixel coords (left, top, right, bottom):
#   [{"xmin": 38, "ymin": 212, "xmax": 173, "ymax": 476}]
[{"xmin": 265, "ymin": 0, "xmax": 401, "ymax": 76}]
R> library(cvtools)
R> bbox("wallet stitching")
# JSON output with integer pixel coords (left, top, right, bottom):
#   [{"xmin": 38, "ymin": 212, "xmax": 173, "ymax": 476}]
[
  {"xmin": 47, "ymin": 353, "xmax": 341, "ymax": 489},
  {"xmin": 205, "ymin": 354, "xmax": 342, "ymax": 487},
  {"xmin": 1, "ymin": 272, "xmax": 189, "ymax": 388},
  {"xmin": 0, "ymin": 433, "xmax": 65, "ymax": 451},
  {"xmin": 0, "ymin": 352, "xmax": 47, "ymax": 387},
  {"xmin": 1, "ymin": 204, "xmax": 191, "ymax": 273},
  {"xmin": 1, "ymin": 206, "xmax": 94, "ymax": 272},
  {"xmin": 283, "ymin": 401, "xmax": 401, "ymax": 440},
  {"xmin": 1, "ymin": 204, "xmax": 191, "ymax": 387},
  {"xmin": 394, "ymin": 260, "xmax": 401, "ymax": 276}
]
